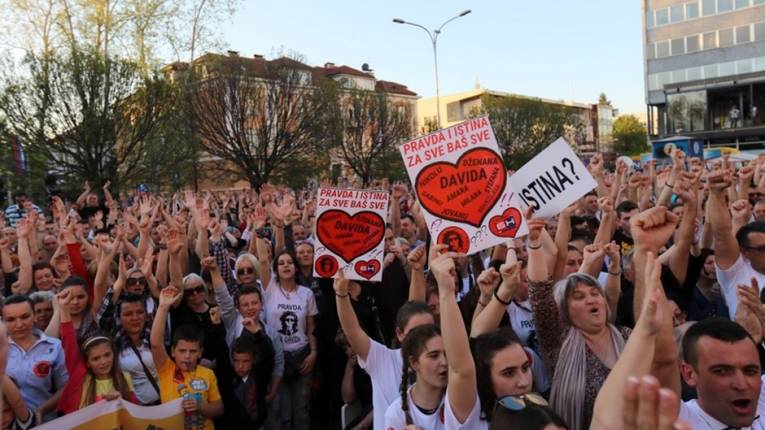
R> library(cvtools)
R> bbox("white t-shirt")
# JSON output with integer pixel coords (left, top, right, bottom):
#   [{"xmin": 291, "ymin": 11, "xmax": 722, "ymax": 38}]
[
  {"xmin": 715, "ymin": 254, "xmax": 765, "ymax": 317},
  {"xmin": 679, "ymin": 390, "xmax": 765, "ymax": 429},
  {"xmin": 119, "ymin": 341, "xmax": 159, "ymax": 405},
  {"xmin": 358, "ymin": 339, "xmax": 403, "ymax": 430},
  {"xmin": 263, "ymin": 283, "xmax": 317, "ymax": 352},
  {"xmin": 444, "ymin": 390, "xmax": 488, "ymax": 430},
  {"xmin": 506, "ymin": 300, "xmax": 535, "ymax": 347},
  {"xmin": 384, "ymin": 384, "xmax": 445, "ymax": 430}
]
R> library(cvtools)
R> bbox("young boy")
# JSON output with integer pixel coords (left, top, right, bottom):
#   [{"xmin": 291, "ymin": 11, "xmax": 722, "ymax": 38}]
[
  {"xmin": 151, "ymin": 287, "xmax": 223, "ymax": 430},
  {"xmin": 225, "ymin": 320, "xmax": 275, "ymax": 428}
]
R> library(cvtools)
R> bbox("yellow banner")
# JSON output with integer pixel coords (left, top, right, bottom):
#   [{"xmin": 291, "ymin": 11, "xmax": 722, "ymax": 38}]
[{"xmin": 35, "ymin": 399, "xmax": 184, "ymax": 430}]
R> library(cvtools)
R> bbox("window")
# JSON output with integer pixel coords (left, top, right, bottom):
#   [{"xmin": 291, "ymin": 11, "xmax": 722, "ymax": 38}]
[
  {"xmin": 656, "ymin": 8, "xmax": 670, "ymax": 25},
  {"xmin": 671, "ymin": 38, "xmax": 686, "ymax": 55},
  {"xmin": 704, "ymin": 64, "xmax": 718, "ymax": 78},
  {"xmin": 687, "ymin": 66, "xmax": 703, "ymax": 81},
  {"xmin": 672, "ymin": 69, "xmax": 686, "ymax": 83},
  {"xmin": 738, "ymin": 58, "xmax": 753, "ymax": 73},
  {"xmin": 718, "ymin": 0, "xmax": 734, "ymax": 12},
  {"xmin": 687, "ymin": 34, "xmax": 701, "ymax": 52},
  {"xmin": 719, "ymin": 28, "xmax": 734, "ymax": 46},
  {"xmin": 647, "ymin": 11, "xmax": 655, "ymax": 28},
  {"xmin": 703, "ymin": 0, "xmax": 717, "ymax": 15},
  {"xmin": 720, "ymin": 61, "xmax": 736, "ymax": 76},
  {"xmin": 646, "ymin": 43, "xmax": 656, "ymax": 59},
  {"xmin": 657, "ymin": 40, "xmax": 670, "ymax": 57},
  {"xmin": 735, "ymin": 0, "xmax": 750, "ymax": 7},
  {"xmin": 737, "ymin": 25, "xmax": 752, "ymax": 43},
  {"xmin": 671, "ymin": 4, "xmax": 685, "ymax": 21},
  {"xmin": 703, "ymin": 31, "xmax": 718, "ymax": 48},
  {"xmin": 687, "ymin": 1, "xmax": 700, "ymax": 17},
  {"xmin": 754, "ymin": 57, "xmax": 765, "ymax": 72},
  {"xmin": 755, "ymin": 22, "xmax": 765, "ymax": 40}
]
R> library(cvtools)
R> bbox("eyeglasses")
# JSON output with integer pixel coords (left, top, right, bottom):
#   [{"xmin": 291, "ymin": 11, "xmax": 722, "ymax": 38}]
[
  {"xmin": 184, "ymin": 285, "xmax": 206, "ymax": 296},
  {"xmin": 237, "ymin": 267, "xmax": 255, "ymax": 276},
  {"xmin": 126, "ymin": 277, "xmax": 147, "ymax": 286},
  {"xmin": 495, "ymin": 393, "xmax": 548, "ymax": 413}
]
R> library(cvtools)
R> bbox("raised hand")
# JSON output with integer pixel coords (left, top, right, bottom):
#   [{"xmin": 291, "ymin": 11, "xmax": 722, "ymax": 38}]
[
  {"xmin": 209, "ymin": 306, "xmax": 221, "ymax": 325},
  {"xmin": 622, "ymin": 376, "xmax": 690, "ymax": 430},
  {"xmin": 158, "ymin": 286, "xmax": 180, "ymax": 308},
  {"xmin": 630, "ymin": 207, "xmax": 680, "ymax": 253},
  {"xmin": 333, "ymin": 270, "xmax": 349, "ymax": 296},
  {"xmin": 477, "ymin": 267, "xmax": 500, "ymax": 299},
  {"xmin": 407, "ymin": 244, "xmax": 426, "ymax": 271},
  {"xmin": 639, "ymin": 252, "xmax": 664, "ymax": 335},
  {"xmin": 525, "ymin": 207, "xmax": 546, "ymax": 245},
  {"xmin": 428, "ymin": 243, "xmax": 460, "ymax": 293},
  {"xmin": 200, "ymin": 256, "xmax": 218, "ymax": 272}
]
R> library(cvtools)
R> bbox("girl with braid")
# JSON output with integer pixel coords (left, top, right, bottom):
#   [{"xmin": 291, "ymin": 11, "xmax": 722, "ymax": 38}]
[{"xmin": 383, "ymin": 324, "xmax": 447, "ymax": 429}]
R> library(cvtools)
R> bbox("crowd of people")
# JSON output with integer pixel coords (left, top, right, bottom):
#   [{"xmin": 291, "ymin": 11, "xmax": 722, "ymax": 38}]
[{"xmin": 0, "ymin": 149, "xmax": 764, "ymax": 429}]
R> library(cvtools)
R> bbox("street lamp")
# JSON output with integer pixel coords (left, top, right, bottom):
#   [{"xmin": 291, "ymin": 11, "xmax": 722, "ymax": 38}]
[{"xmin": 393, "ymin": 9, "xmax": 471, "ymax": 129}]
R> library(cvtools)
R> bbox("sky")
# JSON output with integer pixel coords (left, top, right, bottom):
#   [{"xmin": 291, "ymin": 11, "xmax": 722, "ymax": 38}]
[{"xmin": 222, "ymin": 0, "xmax": 646, "ymax": 114}]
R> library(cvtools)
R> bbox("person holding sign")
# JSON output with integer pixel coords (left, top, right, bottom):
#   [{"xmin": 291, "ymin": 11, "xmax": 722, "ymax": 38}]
[{"xmin": 334, "ymin": 270, "xmax": 434, "ymax": 430}]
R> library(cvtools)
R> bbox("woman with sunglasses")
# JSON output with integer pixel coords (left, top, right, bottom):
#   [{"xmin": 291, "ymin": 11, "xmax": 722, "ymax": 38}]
[
  {"xmin": 234, "ymin": 253, "xmax": 260, "ymax": 289},
  {"xmin": 167, "ymin": 274, "xmax": 225, "ymax": 368}
]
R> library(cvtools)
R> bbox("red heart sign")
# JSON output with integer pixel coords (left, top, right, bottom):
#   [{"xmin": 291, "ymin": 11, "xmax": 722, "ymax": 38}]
[
  {"xmin": 415, "ymin": 147, "xmax": 506, "ymax": 228},
  {"xmin": 488, "ymin": 207, "xmax": 523, "ymax": 238},
  {"xmin": 316, "ymin": 210, "xmax": 385, "ymax": 263},
  {"xmin": 354, "ymin": 260, "xmax": 381, "ymax": 280}
]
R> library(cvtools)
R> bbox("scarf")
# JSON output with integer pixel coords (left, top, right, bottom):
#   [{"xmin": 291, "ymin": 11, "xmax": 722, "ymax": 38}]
[{"xmin": 549, "ymin": 324, "xmax": 626, "ymax": 430}]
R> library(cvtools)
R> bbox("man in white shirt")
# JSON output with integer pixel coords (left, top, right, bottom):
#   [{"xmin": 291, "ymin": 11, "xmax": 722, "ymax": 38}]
[
  {"xmin": 678, "ymin": 318, "xmax": 765, "ymax": 429},
  {"xmin": 708, "ymin": 170, "xmax": 765, "ymax": 316}
]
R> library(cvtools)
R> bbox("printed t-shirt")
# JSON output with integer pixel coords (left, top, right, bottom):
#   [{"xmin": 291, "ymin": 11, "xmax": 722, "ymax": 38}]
[{"xmin": 157, "ymin": 359, "xmax": 221, "ymax": 430}]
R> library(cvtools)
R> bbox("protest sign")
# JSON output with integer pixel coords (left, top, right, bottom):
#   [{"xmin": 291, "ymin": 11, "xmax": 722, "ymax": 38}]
[
  {"xmin": 510, "ymin": 137, "xmax": 597, "ymax": 218},
  {"xmin": 314, "ymin": 187, "xmax": 388, "ymax": 281},
  {"xmin": 35, "ymin": 398, "xmax": 184, "ymax": 430},
  {"xmin": 399, "ymin": 116, "xmax": 527, "ymax": 255}
]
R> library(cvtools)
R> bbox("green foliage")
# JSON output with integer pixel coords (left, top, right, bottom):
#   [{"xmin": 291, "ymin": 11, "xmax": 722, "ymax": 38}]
[
  {"xmin": 0, "ymin": 47, "xmax": 179, "ymax": 194},
  {"xmin": 613, "ymin": 115, "xmax": 648, "ymax": 156},
  {"xmin": 599, "ymin": 92, "xmax": 611, "ymax": 105},
  {"xmin": 470, "ymin": 94, "xmax": 584, "ymax": 170}
]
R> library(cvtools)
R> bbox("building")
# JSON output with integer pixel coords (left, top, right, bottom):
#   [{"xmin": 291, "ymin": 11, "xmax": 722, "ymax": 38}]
[
  {"xmin": 417, "ymin": 88, "xmax": 612, "ymax": 154},
  {"xmin": 164, "ymin": 52, "xmax": 418, "ymax": 189},
  {"xmin": 642, "ymin": 0, "xmax": 765, "ymax": 150}
]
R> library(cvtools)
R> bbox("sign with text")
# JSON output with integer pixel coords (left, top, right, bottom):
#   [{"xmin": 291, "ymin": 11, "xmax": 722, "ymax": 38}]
[
  {"xmin": 399, "ymin": 116, "xmax": 527, "ymax": 255},
  {"xmin": 510, "ymin": 137, "xmax": 597, "ymax": 218},
  {"xmin": 314, "ymin": 188, "xmax": 388, "ymax": 281}
]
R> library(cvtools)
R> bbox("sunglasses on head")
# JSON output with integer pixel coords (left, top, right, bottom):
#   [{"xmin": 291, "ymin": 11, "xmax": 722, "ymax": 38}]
[
  {"xmin": 495, "ymin": 393, "xmax": 548, "ymax": 413},
  {"xmin": 237, "ymin": 267, "xmax": 255, "ymax": 276},
  {"xmin": 184, "ymin": 285, "xmax": 206, "ymax": 296},
  {"xmin": 126, "ymin": 277, "xmax": 147, "ymax": 286}
]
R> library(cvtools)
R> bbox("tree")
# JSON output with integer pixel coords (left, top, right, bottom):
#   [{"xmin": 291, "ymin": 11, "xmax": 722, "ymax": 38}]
[
  {"xmin": 189, "ymin": 54, "xmax": 333, "ymax": 189},
  {"xmin": 612, "ymin": 115, "xmax": 648, "ymax": 156},
  {"xmin": 599, "ymin": 92, "xmax": 611, "ymax": 105},
  {"xmin": 0, "ymin": 48, "xmax": 176, "ymax": 190},
  {"xmin": 470, "ymin": 94, "xmax": 584, "ymax": 170},
  {"xmin": 332, "ymin": 88, "xmax": 413, "ymax": 186}
]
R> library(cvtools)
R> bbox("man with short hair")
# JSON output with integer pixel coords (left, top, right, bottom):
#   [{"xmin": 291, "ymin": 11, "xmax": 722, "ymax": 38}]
[
  {"xmin": 4, "ymin": 192, "xmax": 43, "ymax": 227},
  {"xmin": 678, "ymin": 318, "xmax": 765, "ymax": 428},
  {"xmin": 708, "ymin": 169, "xmax": 765, "ymax": 316},
  {"xmin": 399, "ymin": 214, "xmax": 424, "ymax": 249},
  {"xmin": 754, "ymin": 199, "xmax": 765, "ymax": 221},
  {"xmin": 612, "ymin": 201, "xmax": 639, "ymax": 256}
]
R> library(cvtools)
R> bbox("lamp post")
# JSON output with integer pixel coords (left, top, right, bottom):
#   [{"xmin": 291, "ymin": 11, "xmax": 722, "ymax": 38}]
[{"xmin": 393, "ymin": 10, "xmax": 471, "ymax": 129}]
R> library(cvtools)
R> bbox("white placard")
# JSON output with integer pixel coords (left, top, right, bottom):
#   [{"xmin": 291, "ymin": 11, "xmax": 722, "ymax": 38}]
[
  {"xmin": 399, "ymin": 116, "xmax": 528, "ymax": 255},
  {"xmin": 313, "ymin": 188, "xmax": 388, "ymax": 281},
  {"xmin": 510, "ymin": 137, "xmax": 597, "ymax": 218}
]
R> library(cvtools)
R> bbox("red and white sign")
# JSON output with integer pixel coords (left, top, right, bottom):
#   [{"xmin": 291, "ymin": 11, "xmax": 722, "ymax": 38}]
[
  {"xmin": 399, "ymin": 116, "xmax": 527, "ymax": 254},
  {"xmin": 313, "ymin": 188, "xmax": 388, "ymax": 281}
]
